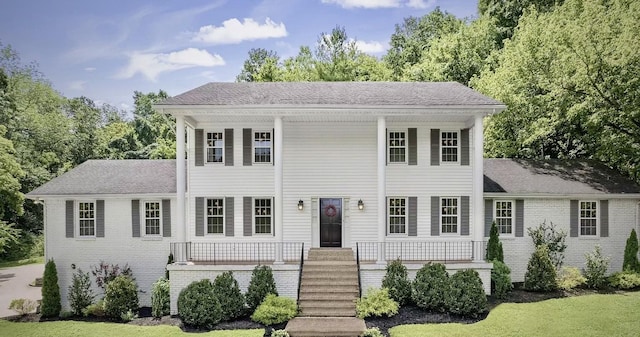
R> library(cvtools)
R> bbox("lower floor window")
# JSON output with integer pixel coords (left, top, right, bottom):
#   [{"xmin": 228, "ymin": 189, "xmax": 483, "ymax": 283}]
[
  {"xmin": 144, "ymin": 201, "xmax": 161, "ymax": 235},
  {"xmin": 207, "ymin": 198, "xmax": 224, "ymax": 234},
  {"xmin": 495, "ymin": 200, "xmax": 513, "ymax": 235},
  {"xmin": 388, "ymin": 198, "xmax": 407, "ymax": 234},
  {"xmin": 441, "ymin": 197, "xmax": 459, "ymax": 234},
  {"xmin": 78, "ymin": 202, "xmax": 95, "ymax": 236},
  {"xmin": 580, "ymin": 201, "xmax": 597, "ymax": 236},
  {"xmin": 254, "ymin": 198, "xmax": 272, "ymax": 234}
]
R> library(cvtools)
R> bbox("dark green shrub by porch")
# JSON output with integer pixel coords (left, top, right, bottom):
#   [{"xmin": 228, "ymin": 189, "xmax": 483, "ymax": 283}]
[
  {"xmin": 212, "ymin": 271, "xmax": 245, "ymax": 321},
  {"xmin": 381, "ymin": 259, "xmax": 412, "ymax": 306},
  {"xmin": 486, "ymin": 221, "xmax": 504, "ymax": 262},
  {"xmin": 411, "ymin": 263, "xmax": 449, "ymax": 312},
  {"xmin": 623, "ymin": 229, "xmax": 639, "ymax": 272},
  {"xmin": 41, "ymin": 259, "xmax": 61, "ymax": 317},
  {"xmin": 178, "ymin": 279, "xmax": 222, "ymax": 329},
  {"xmin": 151, "ymin": 277, "xmax": 170, "ymax": 318},
  {"xmin": 524, "ymin": 245, "xmax": 557, "ymax": 292},
  {"xmin": 446, "ymin": 269, "xmax": 488, "ymax": 317},
  {"xmin": 104, "ymin": 275, "xmax": 138, "ymax": 319},
  {"xmin": 246, "ymin": 265, "xmax": 278, "ymax": 311},
  {"xmin": 491, "ymin": 260, "xmax": 512, "ymax": 299}
]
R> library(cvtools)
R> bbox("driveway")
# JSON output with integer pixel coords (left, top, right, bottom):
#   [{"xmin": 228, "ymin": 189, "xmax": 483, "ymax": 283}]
[{"xmin": 0, "ymin": 263, "xmax": 44, "ymax": 318}]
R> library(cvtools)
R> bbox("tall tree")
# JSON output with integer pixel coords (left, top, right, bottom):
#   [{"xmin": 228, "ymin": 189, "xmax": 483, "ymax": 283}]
[
  {"xmin": 133, "ymin": 90, "xmax": 175, "ymax": 159},
  {"xmin": 65, "ymin": 96, "xmax": 102, "ymax": 166},
  {"xmin": 0, "ymin": 125, "xmax": 24, "ymax": 221},
  {"xmin": 315, "ymin": 26, "xmax": 360, "ymax": 81},
  {"xmin": 236, "ymin": 48, "xmax": 280, "ymax": 82},
  {"xmin": 478, "ymin": 0, "xmax": 564, "ymax": 42}
]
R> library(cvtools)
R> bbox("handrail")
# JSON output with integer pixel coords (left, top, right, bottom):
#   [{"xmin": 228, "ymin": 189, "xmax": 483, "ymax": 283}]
[
  {"xmin": 296, "ymin": 243, "xmax": 304, "ymax": 305},
  {"xmin": 354, "ymin": 241, "xmax": 486, "ymax": 263},
  {"xmin": 356, "ymin": 242, "xmax": 362, "ymax": 298},
  {"xmin": 169, "ymin": 242, "xmax": 304, "ymax": 264}
]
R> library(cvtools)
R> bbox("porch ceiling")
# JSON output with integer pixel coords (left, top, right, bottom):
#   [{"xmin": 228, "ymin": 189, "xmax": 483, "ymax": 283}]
[{"xmin": 185, "ymin": 113, "xmax": 475, "ymax": 124}]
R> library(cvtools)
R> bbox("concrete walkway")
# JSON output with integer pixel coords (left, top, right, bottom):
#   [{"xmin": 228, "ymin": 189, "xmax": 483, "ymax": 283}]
[{"xmin": 0, "ymin": 263, "xmax": 44, "ymax": 318}]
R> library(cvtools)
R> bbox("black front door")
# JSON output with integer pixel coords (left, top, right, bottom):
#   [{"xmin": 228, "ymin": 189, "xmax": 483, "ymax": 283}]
[{"xmin": 320, "ymin": 198, "xmax": 342, "ymax": 247}]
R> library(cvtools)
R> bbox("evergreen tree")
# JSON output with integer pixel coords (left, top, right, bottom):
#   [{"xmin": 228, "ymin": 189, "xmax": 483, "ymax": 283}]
[
  {"xmin": 622, "ymin": 229, "xmax": 640, "ymax": 272},
  {"xmin": 41, "ymin": 259, "xmax": 61, "ymax": 317},
  {"xmin": 486, "ymin": 221, "xmax": 504, "ymax": 262}
]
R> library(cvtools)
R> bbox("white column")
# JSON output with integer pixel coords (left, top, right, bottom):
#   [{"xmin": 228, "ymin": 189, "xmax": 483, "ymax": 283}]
[
  {"xmin": 274, "ymin": 116, "xmax": 284, "ymax": 263},
  {"xmin": 176, "ymin": 115, "xmax": 186, "ymax": 247},
  {"xmin": 377, "ymin": 117, "xmax": 386, "ymax": 264},
  {"xmin": 473, "ymin": 114, "xmax": 485, "ymax": 262}
]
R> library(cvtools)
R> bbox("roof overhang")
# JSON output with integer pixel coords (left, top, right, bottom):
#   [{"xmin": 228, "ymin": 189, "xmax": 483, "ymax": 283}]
[
  {"xmin": 26, "ymin": 193, "xmax": 177, "ymax": 200},
  {"xmin": 484, "ymin": 192, "xmax": 640, "ymax": 199}
]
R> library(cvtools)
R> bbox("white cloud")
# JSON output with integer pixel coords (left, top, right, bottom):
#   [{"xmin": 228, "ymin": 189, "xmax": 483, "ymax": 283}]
[
  {"xmin": 192, "ymin": 18, "xmax": 287, "ymax": 44},
  {"xmin": 354, "ymin": 40, "xmax": 387, "ymax": 54},
  {"xmin": 69, "ymin": 80, "xmax": 86, "ymax": 91},
  {"xmin": 406, "ymin": 0, "xmax": 435, "ymax": 9},
  {"xmin": 321, "ymin": 0, "xmax": 434, "ymax": 8},
  {"xmin": 116, "ymin": 48, "xmax": 225, "ymax": 81},
  {"xmin": 84, "ymin": 67, "xmax": 96, "ymax": 72}
]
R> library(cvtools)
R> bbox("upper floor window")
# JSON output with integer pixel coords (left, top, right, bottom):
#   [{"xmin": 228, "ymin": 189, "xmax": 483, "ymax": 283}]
[
  {"xmin": 78, "ymin": 201, "xmax": 95, "ymax": 237},
  {"xmin": 206, "ymin": 132, "xmax": 223, "ymax": 163},
  {"xmin": 254, "ymin": 131, "xmax": 272, "ymax": 163},
  {"xmin": 144, "ymin": 201, "xmax": 161, "ymax": 236},
  {"xmin": 441, "ymin": 197, "xmax": 459, "ymax": 234},
  {"xmin": 388, "ymin": 131, "xmax": 406, "ymax": 163},
  {"xmin": 494, "ymin": 200, "xmax": 514, "ymax": 235},
  {"xmin": 388, "ymin": 198, "xmax": 407, "ymax": 234},
  {"xmin": 580, "ymin": 201, "xmax": 597, "ymax": 236},
  {"xmin": 207, "ymin": 198, "xmax": 224, "ymax": 234},
  {"xmin": 254, "ymin": 198, "xmax": 272, "ymax": 234},
  {"xmin": 441, "ymin": 131, "xmax": 458, "ymax": 163}
]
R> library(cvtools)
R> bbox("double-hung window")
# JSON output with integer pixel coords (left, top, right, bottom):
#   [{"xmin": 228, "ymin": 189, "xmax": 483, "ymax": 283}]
[
  {"xmin": 388, "ymin": 198, "xmax": 407, "ymax": 234},
  {"xmin": 441, "ymin": 197, "xmax": 459, "ymax": 234},
  {"xmin": 207, "ymin": 198, "xmax": 224, "ymax": 234},
  {"xmin": 441, "ymin": 131, "xmax": 458, "ymax": 163},
  {"xmin": 579, "ymin": 201, "xmax": 597, "ymax": 236},
  {"xmin": 388, "ymin": 131, "xmax": 406, "ymax": 163},
  {"xmin": 78, "ymin": 201, "xmax": 95, "ymax": 237},
  {"xmin": 254, "ymin": 131, "xmax": 272, "ymax": 163},
  {"xmin": 144, "ymin": 201, "xmax": 161, "ymax": 236},
  {"xmin": 254, "ymin": 198, "xmax": 272, "ymax": 234},
  {"xmin": 494, "ymin": 200, "xmax": 514, "ymax": 235},
  {"xmin": 206, "ymin": 132, "xmax": 223, "ymax": 163}
]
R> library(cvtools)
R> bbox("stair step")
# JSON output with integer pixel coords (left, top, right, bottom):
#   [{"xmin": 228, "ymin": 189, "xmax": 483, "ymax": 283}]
[
  {"xmin": 299, "ymin": 293, "xmax": 358, "ymax": 301},
  {"xmin": 286, "ymin": 317, "xmax": 365, "ymax": 336},
  {"xmin": 305, "ymin": 260, "xmax": 356, "ymax": 266},
  {"xmin": 300, "ymin": 285, "xmax": 358, "ymax": 293},
  {"xmin": 298, "ymin": 308, "xmax": 357, "ymax": 318},
  {"xmin": 303, "ymin": 265, "xmax": 357, "ymax": 273},
  {"xmin": 302, "ymin": 273, "xmax": 358, "ymax": 280},
  {"xmin": 299, "ymin": 300, "xmax": 356, "ymax": 310},
  {"xmin": 301, "ymin": 278, "xmax": 358, "ymax": 286}
]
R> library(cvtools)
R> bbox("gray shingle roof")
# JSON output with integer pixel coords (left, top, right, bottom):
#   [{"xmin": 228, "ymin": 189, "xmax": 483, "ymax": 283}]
[
  {"xmin": 484, "ymin": 158, "xmax": 640, "ymax": 195},
  {"xmin": 27, "ymin": 160, "xmax": 176, "ymax": 196},
  {"xmin": 157, "ymin": 82, "xmax": 504, "ymax": 107}
]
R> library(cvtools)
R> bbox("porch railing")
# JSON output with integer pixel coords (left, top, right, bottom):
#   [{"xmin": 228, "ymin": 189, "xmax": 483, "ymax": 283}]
[
  {"xmin": 356, "ymin": 241, "xmax": 486, "ymax": 263},
  {"xmin": 170, "ymin": 242, "xmax": 304, "ymax": 264}
]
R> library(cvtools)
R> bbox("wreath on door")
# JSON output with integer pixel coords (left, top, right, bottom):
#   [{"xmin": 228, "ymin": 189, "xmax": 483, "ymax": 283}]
[{"xmin": 324, "ymin": 204, "xmax": 337, "ymax": 217}]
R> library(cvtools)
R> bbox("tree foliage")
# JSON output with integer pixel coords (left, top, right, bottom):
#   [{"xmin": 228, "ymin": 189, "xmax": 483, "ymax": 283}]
[
  {"xmin": 622, "ymin": 229, "xmax": 640, "ymax": 272},
  {"xmin": 486, "ymin": 221, "xmax": 504, "ymax": 262},
  {"xmin": 41, "ymin": 259, "xmax": 61, "ymax": 317}
]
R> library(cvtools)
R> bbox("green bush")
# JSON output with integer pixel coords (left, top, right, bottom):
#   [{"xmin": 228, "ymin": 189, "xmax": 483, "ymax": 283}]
[
  {"xmin": 446, "ymin": 269, "xmax": 488, "ymax": 318},
  {"xmin": 557, "ymin": 266, "xmax": 586, "ymax": 291},
  {"xmin": 609, "ymin": 271, "xmax": 640, "ymax": 290},
  {"xmin": 584, "ymin": 245, "xmax": 610, "ymax": 289},
  {"xmin": 528, "ymin": 221, "xmax": 567, "ymax": 269},
  {"xmin": 411, "ymin": 263, "xmax": 450, "ymax": 312},
  {"xmin": 41, "ymin": 259, "xmax": 61, "ymax": 317},
  {"xmin": 178, "ymin": 279, "xmax": 222, "ymax": 329},
  {"xmin": 524, "ymin": 245, "xmax": 557, "ymax": 292},
  {"xmin": 212, "ymin": 271, "xmax": 245, "ymax": 321},
  {"xmin": 356, "ymin": 287, "xmax": 399, "ymax": 319},
  {"xmin": 271, "ymin": 330, "xmax": 290, "ymax": 337},
  {"xmin": 623, "ymin": 229, "xmax": 639, "ymax": 272},
  {"xmin": 120, "ymin": 309, "xmax": 138, "ymax": 322},
  {"xmin": 381, "ymin": 259, "xmax": 412, "ymax": 306},
  {"xmin": 91, "ymin": 261, "xmax": 134, "ymax": 292},
  {"xmin": 246, "ymin": 265, "xmax": 278, "ymax": 311},
  {"xmin": 250, "ymin": 294, "xmax": 297, "ymax": 326},
  {"xmin": 486, "ymin": 221, "xmax": 504, "ymax": 262},
  {"xmin": 151, "ymin": 277, "xmax": 170, "ymax": 318},
  {"xmin": 68, "ymin": 269, "xmax": 94, "ymax": 316},
  {"xmin": 361, "ymin": 327, "xmax": 385, "ymax": 337},
  {"xmin": 59, "ymin": 310, "xmax": 74, "ymax": 319},
  {"xmin": 9, "ymin": 298, "xmax": 37, "ymax": 315},
  {"xmin": 82, "ymin": 299, "xmax": 105, "ymax": 317},
  {"xmin": 103, "ymin": 275, "xmax": 139, "ymax": 319},
  {"xmin": 491, "ymin": 260, "xmax": 512, "ymax": 299}
]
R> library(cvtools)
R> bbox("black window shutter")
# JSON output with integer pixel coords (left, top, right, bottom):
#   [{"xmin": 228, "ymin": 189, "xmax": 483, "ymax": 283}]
[
  {"xmin": 131, "ymin": 200, "xmax": 140, "ymax": 237},
  {"xmin": 195, "ymin": 129, "xmax": 204, "ymax": 166},
  {"xmin": 272, "ymin": 197, "xmax": 275, "ymax": 236},
  {"xmin": 570, "ymin": 200, "xmax": 578, "ymax": 237},
  {"xmin": 225, "ymin": 197, "xmax": 234, "ymax": 237},
  {"xmin": 515, "ymin": 199, "xmax": 524, "ymax": 237},
  {"xmin": 272, "ymin": 128, "xmax": 275, "ymax": 166},
  {"xmin": 385, "ymin": 128, "xmax": 388, "ymax": 165},
  {"xmin": 225, "ymin": 129, "xmax": 234, "ymax": 166},
  {"xmin": 195, "ymin": 197, "xmax": 204, "ymax": 236},
  {"xmin": 408, "ymin": 197, "xmax": 417, "ymax": 236},
  {"xmin": 66, "ymin": 200, "xmax": 74, "ymax": 238},
  {"xmin": 461, "ymin": 196, "xmax": 470, "ymax": 236},
  {"xmin": 408, "ymin": 128, "xmax": 417, "ymax": 165},
  {"xmin": 243, "ymin": 197, "xmax": 252, "ymax": 236},
  {"xmin": 484, "ymin": 199, "xmax": 493, "ymax": 237},
  {"xmin": 431, "ymin": 196, "xmax": 440, "ymax": 236},
  {"xmin": 461, "ymin": 129, "xmax": 470, "ymax": 166},
  {"xmin": 243, "ymin": 129, "xmax": 252, "ymax": 166},
  {"xmin": 162, "ymin": 199, "xmax": 171, "ymax": 237},
  {"xmin": 430, "ymin": 129, "xmax": 440, "ymax": 166},
  {"xmin": 96, "ymin": 200, "xmax": 105, "ymax": 237},
  {"xmin": 600, "ymin": 200, "xmax": 609, "ymax": 237}
]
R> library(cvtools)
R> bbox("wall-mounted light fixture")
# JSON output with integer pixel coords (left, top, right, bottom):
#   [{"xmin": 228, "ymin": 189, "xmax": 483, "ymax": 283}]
[
  {"xmin": 298, "ymin": 199, "xmax": 304, "ymax": 210},
  {"xmin": 71, "ymin": 263, "xmax": 76, "ymax": 270},
  {"xmin": 358, "ymin": 199, "xmax": 364, "ymax": 210}
]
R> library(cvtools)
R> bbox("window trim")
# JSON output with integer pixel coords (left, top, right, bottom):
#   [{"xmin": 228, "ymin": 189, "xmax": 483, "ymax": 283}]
[
  {"xmin": 77, "ymin": 200, "xmax": 96, "ymax": 238},
  {"xmin": 206, "ymin": 198, "xmax": 225, "ymax": 235},
  {"xmin": 440, "ymin": 130, "xmax": 460, "ymax": 164},
  {"xmin": 440, "ymin": 197, "xmax": 460, "ymax": 235},
  {"xmin": 252, "ymin": 197, "xmax": 273, "ymax": 235},
  {"xmin": 494, "ymin": 200, "xmax": 515, "ymax": 237},
  {"xmin": 579, "ymin": 200, "xmax": 598, "ymax": 237},
  {"xmin": 388, "ymin": 130, "xmax": 407, "ymax": 164},
  {"xmin": 205, "ymin": 131, "xmax": 224, "ymax": 164},
  {"xmin": 387, "ymin": 197, "xmax": 408, "ymax": 236},
  {"xmin": 253, "ymin": 130, "xmax": 273, "ymax": 164},
  {"xmin": 142, "ymin": 200, "xmax": 162, "ymax": 237}
]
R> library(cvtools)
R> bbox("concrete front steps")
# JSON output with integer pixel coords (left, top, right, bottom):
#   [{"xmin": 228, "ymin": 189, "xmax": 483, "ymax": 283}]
[{"xmin": 286, "ymin": 248, "xmax": 365, "ymax": 337}]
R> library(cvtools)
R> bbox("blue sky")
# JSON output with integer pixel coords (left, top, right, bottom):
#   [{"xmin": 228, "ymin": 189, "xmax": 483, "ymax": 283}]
[{"xmin": 0, "ymin": 0, "xmax": 479, "ymax": 111}]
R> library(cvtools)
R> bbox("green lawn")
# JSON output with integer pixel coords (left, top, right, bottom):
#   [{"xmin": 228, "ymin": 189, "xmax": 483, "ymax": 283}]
[
  {"xmin": 0, "ymin": 256, "xmax": 44, "ymax": 269},
  {"xmin": 0, "ymin": 321, "xmax": 263, "ymax": 337},
  {"xmin": 390, "ymin": 292, "xmax": 640, "ymax": 337}
]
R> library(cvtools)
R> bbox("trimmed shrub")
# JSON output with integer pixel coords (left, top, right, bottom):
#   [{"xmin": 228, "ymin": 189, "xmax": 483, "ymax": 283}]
[
  {"xmin": 103, "ymin": 275, "xmax": 139, "ymax": 319},
  {"xmin": 557, "ymin": 266, "xmax": 586, "ymax": 291},
  {"xmin": 212, "ymin": 271, "xmax": 245, "ymax": 321},
  {"xmin": 9, "ymin": 298, "xmax": 37, "ymax": 315},
  {"xmin": 271, "ymin": 330, "xmax": 290, "ymax": 337},
  {"xmin": 246, "ymin": 265, "xmax": 278, "ymax": 311},
  {"xmin": 623, "ymin": 229, "xmax": 639, "ymax": 272},
  {"xmin": 151, "ymin": 277, "xmax": 170, "ymax": 318},
  {"xmin": 486, "ymin": 221, "xmax": 504, "ymax": 262},
  {"xmin": 491, "ymin": 260, "xmax": 512, "ymax": 299},
  {"xmin": 356, "ymin": 287, "xmax": 399, "ymax": 319},
  {"xmin": 41, "ymin": 259, "xmax": 61, "ymax": 317},
  {"xmin": 584, "ymin": 245, "xmax": 610, "ymax": 289},
  {"xmin": 381, "ymin": 259, "xmax": 412, "ymax": 306},
  {"xmin": 82, "ymin": 299, "xmax": 105, "ymax": 317},
  {"xmin": 250, "ymin": 294, "xmax": 297, "ymax": 326},
  {"xmin": 524, "ymin": 245, "xmax": 557, "ymax": 292},
  {"xmin": 68, "ymin": 268, "xmax": 95, "ymax": 316},
  {"xmin": 528, "ymin": 221, "xmax": 567, "ymax": 269},
  {"xmin": 178, "ymin": 279, "xmax": 222, "ymax": 329},
  {"xmin": 166, "ymin": 253, "xmax": 174, "ymax": 280},
  {"xmin": 361, "ymin": 327, "xmax": 385, "ymax": 337},
  {"xmin": 445, "ymin": 269, "xmax": 488, "ymax": 318},
  {"xmin": 412, "ymin": 263, "xmax": 450, "ymax": 312},
  {"xmin": 120, "ymin": 309, "xmax": 138, "ymax": 322},
  {"xmin": 91, "ymin": 261, "xmax": 134, "ymax": 292},
  {"xmin": 609, "ymin": 271, "xmax": 640, "ymax": 290}
]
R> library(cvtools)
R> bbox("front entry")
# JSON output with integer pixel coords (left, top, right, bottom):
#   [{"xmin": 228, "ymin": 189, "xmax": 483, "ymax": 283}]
[{"xmin": 320, "ymin": 198, "xmax": 342, "ymax": 247}]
